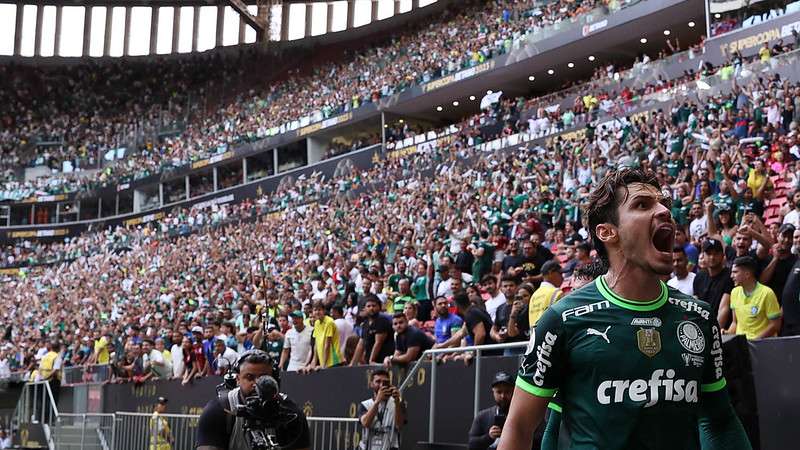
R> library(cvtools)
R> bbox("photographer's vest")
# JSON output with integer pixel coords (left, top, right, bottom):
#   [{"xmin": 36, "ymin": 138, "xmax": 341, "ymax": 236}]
[
  {"xmin": 359, "ymin": 398, "xmax": 398, "ymax": 450},
  {"xmin": 224, "ymin": 387, "xmax": 279, "ymax": 450}
]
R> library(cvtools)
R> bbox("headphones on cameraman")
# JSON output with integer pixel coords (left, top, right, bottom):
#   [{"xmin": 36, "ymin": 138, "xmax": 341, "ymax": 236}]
[{"xmin": 224, "ymin": 349, "xmax": 281, "ymax": 389}]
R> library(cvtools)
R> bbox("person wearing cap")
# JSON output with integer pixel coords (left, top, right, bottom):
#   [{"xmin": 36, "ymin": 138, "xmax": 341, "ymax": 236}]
[
  {"xmin": 694, "ymin": 238, "xmax": 735, "ymax": 327},
  {"xmin": 527, "ymin": 261, "xmax": 563, "ymax": 327},
  {"xmin": 468, "ymin": 371, "xmax": 519, "ymax": 450},
  {"xmin": 281, "ymin": 311, "xmax": 313, "ymax": 372},
  {"xmin": 759, "ymin": 223, "xmax": 798, "ymax": 294},
  {"xmin": 149, "ymin": 397, "xmax": 173, "ymax": 450},
  {"xmin": 725, "ymin": 256, "xmax": 782, "ymax": 339}
]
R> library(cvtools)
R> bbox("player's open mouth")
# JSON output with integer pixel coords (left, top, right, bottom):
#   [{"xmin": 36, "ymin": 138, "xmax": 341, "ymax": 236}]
[{"xmin": 651, "ymin": 224, "xmax": 675, "ymax": 253}]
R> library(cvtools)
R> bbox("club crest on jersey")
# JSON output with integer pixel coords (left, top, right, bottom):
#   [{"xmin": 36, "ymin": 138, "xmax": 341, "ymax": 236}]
[
  {"xmin": 677, "ymin": 321, "xmax": 705, "ymax": 354},
  {"xmin": 636, "ymin": 328, "xmax": 661, "ymax": 357}
]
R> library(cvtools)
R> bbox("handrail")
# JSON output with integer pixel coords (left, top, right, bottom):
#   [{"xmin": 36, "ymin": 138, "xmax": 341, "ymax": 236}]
[{"xmin": 397, "ymin": 341, "xmax": 528, "ymax": 442}]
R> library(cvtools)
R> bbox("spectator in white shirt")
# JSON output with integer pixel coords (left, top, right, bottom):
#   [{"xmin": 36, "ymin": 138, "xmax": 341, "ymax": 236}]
[
  {"xmin": 668, "ymin": 247, "xmax": 696, "ymax": 296},
  {"xmin": 689, "ymin": 201, "xmax": 709, "ymax": 242},
  {"xmin": 782, "ymin": 190, "xmax": 800, "ymax": 228},
  {"xmin": 281, "ymin": 311, "xmax": 313, "ymax": 372},
  {"xmin": 0, "ymin": 430, "xmax": 11, "ymax": 449},
  {"xmin": 331, "ymin": 304, "xmax": 354, "ymax": 353},
  {"xmin": 169, "ymin": 331, "xmax": 184, "ymax": 379},
  {"xmin": 212, "ymin": 339, "xmax": 239, "ymax": 376},
  {"xmin": 481, "ymin": 275, "xmax": 507, "ymax": 323}
]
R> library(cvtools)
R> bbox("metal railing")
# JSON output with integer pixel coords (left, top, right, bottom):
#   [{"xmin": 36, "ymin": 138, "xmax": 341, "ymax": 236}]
[
  {"xmin": 55, "ymin": 413, "xmax": 115, "ymax": 450},
  {"xmin": 14, "ymin": 381, "xmax": 59, "ymax": 448},
  {"xmin": 62, "ymin": 364, "xmax": 112, "ymax": 386},
  {"xmin": 397, "ymin": 341, "xmax": 528, "ymax": 442},
  {"xmin": 307, "ymin": 417, "xmax": 361, "ymax": 450},
  {"xmin": 113, "ymin": 411, "xmax": 199, "ymax": 450}
]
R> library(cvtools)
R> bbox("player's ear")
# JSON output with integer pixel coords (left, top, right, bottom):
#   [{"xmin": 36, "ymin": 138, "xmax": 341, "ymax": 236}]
[{"xmin": 595, "ymin": 223, "xmax": 618, "ymax": 246}]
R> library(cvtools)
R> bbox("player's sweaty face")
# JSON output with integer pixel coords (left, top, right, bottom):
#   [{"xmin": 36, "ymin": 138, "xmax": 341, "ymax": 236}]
[{"xmin": 615, "ymin": 183, "xmax": 675, "ymax": 276}]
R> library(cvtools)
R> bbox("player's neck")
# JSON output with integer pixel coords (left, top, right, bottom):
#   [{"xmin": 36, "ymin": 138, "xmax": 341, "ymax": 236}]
[{"xmin": 603, "ymin": 267, "xmax": 664, "ymax": 302}]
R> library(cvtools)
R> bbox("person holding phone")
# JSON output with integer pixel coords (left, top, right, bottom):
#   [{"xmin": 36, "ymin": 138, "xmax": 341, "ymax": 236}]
[
  {"xmin": 359, "ymin": 369, "xmax": 406, "ymax": 450},
  {"xmin": 469, "ymin": 371, "xmax": 529, "ymax": 450}
]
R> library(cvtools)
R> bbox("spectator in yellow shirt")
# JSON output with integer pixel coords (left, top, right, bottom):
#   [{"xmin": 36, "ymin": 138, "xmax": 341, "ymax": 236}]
[
  {"xmin": 305, "ymin": 302, "xmax": 342, "ymax": 370},
  {"xmin": 725, "ymin": 256, "xmax": 782, "ymax": 339},
  {"xmin": 528, "ymin": 261, "xmax": 564, "ymax": 326},
  {"xmin": 38, "ymin": 341, "xmax": 59, "ymax": 381}
]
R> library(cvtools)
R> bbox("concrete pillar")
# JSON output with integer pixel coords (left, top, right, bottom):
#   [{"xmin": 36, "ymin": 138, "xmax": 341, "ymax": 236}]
[
  {"xmin": 413, "ymin": 0, "xmax": 420, "ymax": 9},
  {"xmin": 242, "ymin": 158, "xmax": 249, "ymax": 184},
  {"xmin": 394, "ymin": 0, "xmax": 401, "ymax": 15},
  {"xmin": 34, "ymin": 5, "xmax": 43, "ymax": 56},
  {"xmin": 273, "ymin": 149, "xmax": 279, "ymax": 174},
  {"xmin": 104, "ymin": 7, "xmax": 113, "ymax": 56},
  {"xmin": 213, "ymin": 167, "xmax": 219, "ymax": 192},
  {"xmin": 54, "ymin": 6, "xmax": 62, "ymax": 55},
  {"xmin": 185, "ymin": 175, "xmax": 190, "ymax": 200},
  {"xmin": 326, "ymin": 2, "xmax": 334, "ymax": 33},
  {"xmin": 280, "ymin": 4, "xmax": 290, "ymax": 40},
  {"xmin": 150, "ymin": 7, "xmax": 159, "ymax": 54},
  {"xmin": 13, "ymin": 5, "xmax": 23, "ymax": 55},
  {"xmin": 257, "ymin": 4, "xmax": 268, "ymax": 41},
  {"xmin": 371, "ymin": 0, "xmax": 378, "ymax": 22},
  {"xmin": 172, "ymin": 7, "xmax": 181, "ymax": 53},
  {"xmin": 238, "ymin": 12, "xmax": 246, "ymax": 43},
  {"xmin": 305, "ymin": 2, "xmax": 314, "ymax": 37},
  {"xmin": 82, "ymin": 7, "xmax": 92, "ymax": 56},
  {"xmin": 346, "ymin": 0, "xmax": 355, "ymax": 29},
  {"xmin": 123, "ymin": 6, "xmax": 131, "ymax": 56},
  {"xmin": 192, "ymin": 6, "xmax": 200, "ymax": 51},
  {"xmin": 216, "ymin": 5, "xmax": 224, "ymax": 47}
]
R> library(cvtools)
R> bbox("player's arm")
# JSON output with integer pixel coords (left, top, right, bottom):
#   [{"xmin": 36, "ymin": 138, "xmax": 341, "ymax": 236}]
[
  {"xmin": 369, "ymin": 332, "xmax": 387, "ymax": 364},
  {"xmin": 698, "ymin": 320, "xmax": 752, "ymax": 450},
  {"xmin": 541, "ymin": 404, "xmax": 562, "ymax": 450},
  {"xmin": 498, "ymin": 390, "xmax": 550, "ymax": 450},
  {"xmin": 499, "ymin": 308, "xmax": 566, "ymax": 450}
]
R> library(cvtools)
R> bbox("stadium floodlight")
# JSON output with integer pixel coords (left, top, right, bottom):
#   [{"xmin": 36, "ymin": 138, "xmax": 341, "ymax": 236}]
[
  {"xmin": 528, "ymin": 75, "xmax": 535, "ymax": 81},
  {"xmin": 452, "ymin": 101, "xmax": 459, "ymax": 106},
  {"xmin": 715, "ymin": 13, "xmax": 721, "ymax": 19},
  {"xmin": 469, "ymin": 95, "xmax": 476, "ymax": 101},
  {"xmin": 547, "ymin": 69, "xmax": 554, "ymax": 75},
  {"xmin": 663, "ymin": 30, "xmax": 670, "ymax": 36},
  {"xmin": 567, "ymin": 62, "xmax": 574, "ymax": 68},
  {"xmin": 588, "ymin": 55, "xmax": 596, "ymax": 61},
  {"xmin": 436, "ymin": 106, "xmax": 443, "ymax": 111},
  {"xmin": 640, "ymin": 37, "xmax": 648, "ymax": 44},
  {"xmin": 688, "ymin": 21, "xmax": 695, "ymax": 27},
  {"xmin": 398, "ymin": 119, "xmax": 404, "ymax": 123},
  {"xmin": 486, "ymin": 90, "xmax": 493, "ymax": 95}
]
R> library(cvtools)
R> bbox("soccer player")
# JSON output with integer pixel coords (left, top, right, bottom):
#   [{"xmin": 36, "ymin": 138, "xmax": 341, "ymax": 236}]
[{"xmin": 499, "ymin": 169, "xmax": 751, "ymax": 450}]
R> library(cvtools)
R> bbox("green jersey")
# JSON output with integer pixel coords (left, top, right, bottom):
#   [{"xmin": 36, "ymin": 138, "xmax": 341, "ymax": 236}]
[{"xmin": 517, "ymin": 277, "xmax": 726, "ymax": 450}]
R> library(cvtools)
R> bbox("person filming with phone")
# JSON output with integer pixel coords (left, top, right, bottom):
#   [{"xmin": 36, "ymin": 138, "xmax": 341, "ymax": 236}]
[
  {"xmin": 469, "ymin": 371, "xmax": 527, "ymax": 450},
  {"xmin": 359, "ymin": 369, "xmax": 406, "ymax": 450}
]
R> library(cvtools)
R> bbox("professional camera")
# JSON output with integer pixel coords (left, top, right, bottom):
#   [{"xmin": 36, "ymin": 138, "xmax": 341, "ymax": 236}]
[{"xmin": 225, "ymin": 375, "xmax": 301, "ymax": 450}]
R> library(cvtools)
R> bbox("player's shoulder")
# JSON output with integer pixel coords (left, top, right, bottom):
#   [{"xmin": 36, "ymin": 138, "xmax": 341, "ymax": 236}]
[
  {"xmin": 665, "ymin": 286, "xmax": 714, "ymax": 322},
  {"xmin": 548, "ymin": 279, "xmax": 611, "ymax": 320}
]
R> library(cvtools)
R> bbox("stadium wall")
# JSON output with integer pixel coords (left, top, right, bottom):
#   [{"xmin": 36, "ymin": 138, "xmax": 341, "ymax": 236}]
[{"xmin": 52, "ymin": 336, "xmax": 800, "ymax": 449}]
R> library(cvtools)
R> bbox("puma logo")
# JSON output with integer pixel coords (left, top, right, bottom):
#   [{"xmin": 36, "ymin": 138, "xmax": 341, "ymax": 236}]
[{"xmin": 586, "ymin": 326, "xmax": 611, "ymax": 344}]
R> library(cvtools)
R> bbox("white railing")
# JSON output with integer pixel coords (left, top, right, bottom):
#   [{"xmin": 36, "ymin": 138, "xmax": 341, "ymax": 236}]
[
  {"xmin": 397, "ymin": 341, "xmax": 528, "ymax": 442},
  {"xmin": 307, "ymin": 417, "xmax": 361, "ymax": 450}
]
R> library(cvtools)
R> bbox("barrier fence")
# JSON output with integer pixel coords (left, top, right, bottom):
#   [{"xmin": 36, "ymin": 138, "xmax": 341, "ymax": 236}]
[
  {"xmin": 397, "ymin": 341, "xmax": 528, "ymax": 442},
  {"xmin": 307, "ymin": 417, "xmax": 361, "ymax": 450},
  {"xmin": 62, "ymin": 364, "xmax": 112, "ymax": 386}
]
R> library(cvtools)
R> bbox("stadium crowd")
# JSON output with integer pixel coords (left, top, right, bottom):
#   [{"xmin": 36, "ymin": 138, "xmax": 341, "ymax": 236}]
[
  {"xmin": 0, "ymin": 0, "xmax": 622, "ymax": 201},
  {"xmin": 4, "ymin": 37, "xmax": 800, "ymax": 384}
]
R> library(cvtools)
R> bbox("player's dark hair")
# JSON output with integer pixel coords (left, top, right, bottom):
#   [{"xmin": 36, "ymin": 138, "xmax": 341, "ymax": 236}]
[
  {"xmin": 672, "ymin": 246, "xmax": 686, "ymax": 255},
  {"xmin": 480, "ymin": 274, "xmax": 497, "ymax": 285},
  {"xmin": 500, "ymin": 274, "xmax": 518, "ymax": 284},
  {"xmin": 585, "ymin": 168, "xmax": 667, "ymax": 263},
  {"xmin": 364, "ymin": 294, "xmax": 381, "ymax": 306},
  {"xmin": 392, "ymin": 312, "xmax": 406, "ymax": 320}
]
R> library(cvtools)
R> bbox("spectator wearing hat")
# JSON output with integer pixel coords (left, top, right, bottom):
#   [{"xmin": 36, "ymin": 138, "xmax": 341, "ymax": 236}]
[
  {"xmin": 694, "ymin": 239, "xmax": 735, "ymax": 328},
  {"xmin": 281, "ymin": 311, "xmax": 313, "ymax": 372},
  {"xmin": 149, "ymin": 397, "xmax": 173, "ymax": 450},
  {"xmin": 725, "ymin": 256, "xmax": 782, "ymax": 339},
  {"xmin": 527, "ymin": 261, "xmax": 564, "ymax": 327},
  {"xmin": 668, "ymin": 247, "xmax": 695, "ymax": 296},
  {"xmin": 468, "ymin": 371, "xmax": 516, "ymax": 450}
]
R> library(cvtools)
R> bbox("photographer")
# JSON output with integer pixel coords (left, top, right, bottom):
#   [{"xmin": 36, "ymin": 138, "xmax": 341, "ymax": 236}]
[
  {"xmin": 468, "ymin": 372, "xmax": 515, "ymax": 450},
  {"xmin": 359, "ymin": 369, "xmax": 406, "ymax": 450},
  {"xmin": 196, "ymin": 350, "xmax": 310, "ymax": 450}
]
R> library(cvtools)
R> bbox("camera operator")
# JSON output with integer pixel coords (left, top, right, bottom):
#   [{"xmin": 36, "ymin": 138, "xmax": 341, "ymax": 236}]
[
  {"xmin": 196, "ymin": 350, "xmax": 310, "ymax": 450},
  {"xmin": 359, "ymin": 369, "xmax": 406, "ymax": 450}
]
